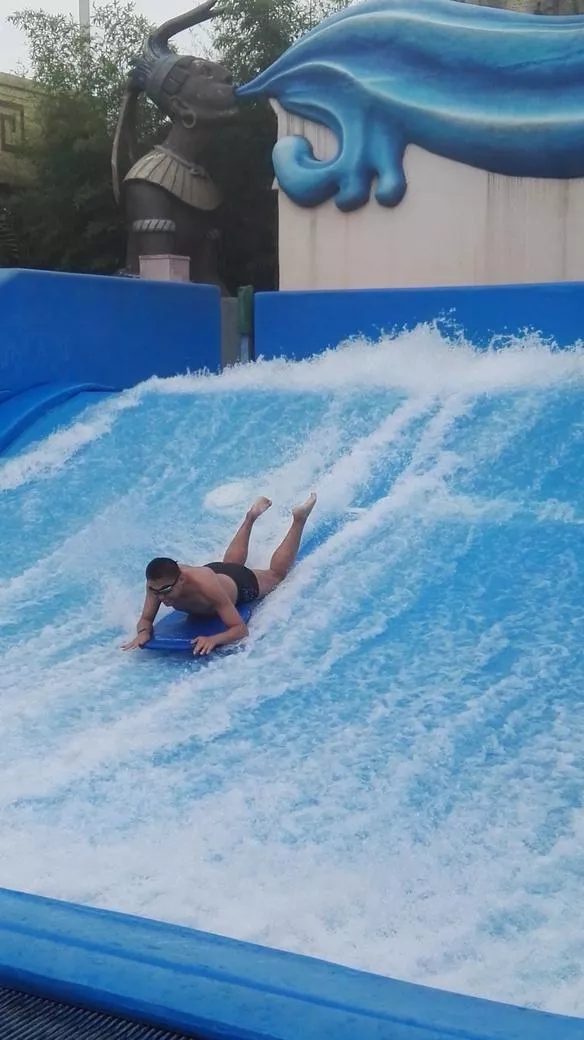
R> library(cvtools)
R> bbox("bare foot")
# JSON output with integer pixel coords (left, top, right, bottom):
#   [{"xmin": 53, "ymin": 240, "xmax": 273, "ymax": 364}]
[
  {"xmin": 292, "ymin": 492, "xmax": 317, "ymax": 522},
  {"xmin": 248, "ymin": 496, "xmax": 272, "ymax": 521}
]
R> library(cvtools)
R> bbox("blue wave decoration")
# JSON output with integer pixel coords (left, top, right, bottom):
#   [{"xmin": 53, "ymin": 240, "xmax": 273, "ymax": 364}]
[{"xmin": 237, "ymin": 0, "xmax": 584, "ymax": 212}]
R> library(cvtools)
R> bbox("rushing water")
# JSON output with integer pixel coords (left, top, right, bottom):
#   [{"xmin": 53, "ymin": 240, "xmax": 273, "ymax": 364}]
[{"xmin": 1, "ymin": 326, "xmax": 583, "ymax": 1017}]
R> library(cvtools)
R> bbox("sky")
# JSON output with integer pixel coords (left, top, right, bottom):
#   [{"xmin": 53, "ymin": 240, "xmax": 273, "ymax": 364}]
[{"xmin": 0, "ymin": 0, "xmax": 209, "ymax": 74}]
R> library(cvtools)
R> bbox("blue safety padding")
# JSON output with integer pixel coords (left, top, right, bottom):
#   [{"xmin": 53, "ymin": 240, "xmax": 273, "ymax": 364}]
[
  {"xmin": 0, "ymin": 383, "xmax": 114, "ymax": 454},
  {"xmin": 0, "ymin": 269, "xmax": 221, "ymax": 392},
  {"xmin": 4, "ymin": 390, "xmax": 114, "ymax": 457},
  {"xmin": 0, "ymin": 887, "xmax": 580, "ymax": 1040},
  {"xmin": 143, "ymin": 603, "xmax": 253, "ymax": 652},
  {"xmin": 254, "ymin": 282, "xmax": 584, "ymax": 361}
]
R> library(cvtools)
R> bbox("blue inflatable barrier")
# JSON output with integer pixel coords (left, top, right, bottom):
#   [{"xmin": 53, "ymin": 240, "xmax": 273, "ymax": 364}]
[
  {"xmin": 0, "ymin": 382, "xmax": 114, "ymax": 454},
  {"xmin": 143, "ymin": 604, "xmax": 254, "ymax": 653},
  {"xmin": 0, "ymin": 270, "xmax": 221, "ymax": 393}
]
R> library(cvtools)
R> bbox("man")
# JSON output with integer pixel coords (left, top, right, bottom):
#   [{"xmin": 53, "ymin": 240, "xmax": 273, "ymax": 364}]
[{"xmin": 122, "ymin": 492, "xmax": 317, "ymax": 656}]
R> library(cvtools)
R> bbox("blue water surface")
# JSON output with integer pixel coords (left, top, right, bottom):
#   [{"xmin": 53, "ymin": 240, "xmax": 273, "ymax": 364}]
[{"xmin": 0, "ymin": 333, "xmax": 583, "ymax": 1016}]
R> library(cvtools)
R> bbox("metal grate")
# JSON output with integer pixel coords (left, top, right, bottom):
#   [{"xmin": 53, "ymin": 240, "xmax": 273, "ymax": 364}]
[{"xmin": 0, "ymin": 986, "xmax": 206, "ymax": 1040}]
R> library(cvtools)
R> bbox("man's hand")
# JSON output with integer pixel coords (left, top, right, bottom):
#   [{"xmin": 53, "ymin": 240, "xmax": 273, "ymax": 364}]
[
  {"xmin": 192, "ymin": 635, "xmax": 219, "ymax": 656},
  {"xmin": 121, "ymin": 628, "xmax": 152, "ymax": 651}
]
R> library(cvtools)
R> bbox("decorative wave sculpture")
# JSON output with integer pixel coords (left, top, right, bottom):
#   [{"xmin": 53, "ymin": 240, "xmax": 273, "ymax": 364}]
[{"xmin": 237, "ymin": 0, "xmax": 584, "ymax": 211}]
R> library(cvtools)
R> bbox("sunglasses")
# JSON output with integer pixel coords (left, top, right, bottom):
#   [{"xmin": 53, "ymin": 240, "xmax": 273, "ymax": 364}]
[{"xmin": 149, "ymin": 577, "xmax": 179, "ymax": 596}]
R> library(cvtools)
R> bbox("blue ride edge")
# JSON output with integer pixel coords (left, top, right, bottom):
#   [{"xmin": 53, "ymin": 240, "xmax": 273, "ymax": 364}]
[{"xmin": 0, "ymin": 886, "xmax": 581, "ymax": 1040}]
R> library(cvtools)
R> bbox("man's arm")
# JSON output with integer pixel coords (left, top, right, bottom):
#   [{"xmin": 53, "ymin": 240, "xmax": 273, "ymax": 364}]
[
  {"xmin": 121, "ymin": 586, "xmax": 161, "ymax": 651},
  {"xmin": 138, "ymin": 586, "xmax": 161, "ymax": 632},
  {"xmin": 192, "ymin": 571, "xmax": 249, "ymax": 654}
]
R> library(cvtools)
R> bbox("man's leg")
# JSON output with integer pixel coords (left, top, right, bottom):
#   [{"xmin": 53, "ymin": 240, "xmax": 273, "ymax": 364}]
[
  {"xmin": 222, "ymin": 497, "xmax": 272, "ymax": 565},
  {"xmin": 254, "ymin": 493, "xmax": 317, "ymax": 595}
]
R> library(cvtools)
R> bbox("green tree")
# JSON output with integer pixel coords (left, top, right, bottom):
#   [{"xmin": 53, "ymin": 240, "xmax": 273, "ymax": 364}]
[
  {"xmin": 0, "ymin": 206, "xmax": 19, "ymax": 267},
  {"xmin": 8, "ymin": 0, "xmax": 348, "ymax": 284},
  {"xmin": 208, "ymin": 0, "xmax": 350, "ymax": 291},
  {"xmin": 7, "ymin": 0, "xmax": 163, "ymax": 274}
]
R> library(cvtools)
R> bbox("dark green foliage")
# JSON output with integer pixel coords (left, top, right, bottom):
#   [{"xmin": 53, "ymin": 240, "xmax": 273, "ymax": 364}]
[
  {"xmin": 208, "ymin": 0, "xmax": 350, "ymax": 291},
  {"xmin": 0, "ymin": 205, "xmax": 18, "ymax": 266},
  {"xmin": 7, "ymin": 0, "xmax": 349, "ymax": 284},
  {"xmin": 6, "ymin": 1, "xmax": 163, "ymax": 274}
]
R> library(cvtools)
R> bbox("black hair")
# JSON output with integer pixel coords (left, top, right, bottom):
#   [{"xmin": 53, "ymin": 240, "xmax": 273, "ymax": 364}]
[{"xmin": 145, "ymin": 557, "xmax": 180, "ymax": 582}]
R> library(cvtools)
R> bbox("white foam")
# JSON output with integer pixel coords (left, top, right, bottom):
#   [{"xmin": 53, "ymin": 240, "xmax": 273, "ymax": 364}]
[
  {"xmin": 1, "ymin": 327, "xmax": 584, "ymax": 1018},
  {"xmin": 0, "ymin": 388, "xmax": 142, "ymax": 492},
  {"xmin": 148, "ymin": 325, "xmax": 584, "ymax": 397},
  {"xmin": 1, "ymin": 328, "xmax": 583, "ymax": 495}
]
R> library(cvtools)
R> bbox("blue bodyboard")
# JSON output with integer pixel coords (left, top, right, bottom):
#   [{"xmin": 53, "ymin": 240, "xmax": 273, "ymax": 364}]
[{"xmin": 142, "ymin": 604, "xmax": 253, "ymax": 653}]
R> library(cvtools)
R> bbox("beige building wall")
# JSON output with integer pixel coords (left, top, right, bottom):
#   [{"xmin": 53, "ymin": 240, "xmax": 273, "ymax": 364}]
[
  {"xmin": 461, "ymin": 1, "xmax": 584, "ymax": 12},
  {"xmin": 0, "ymin": 72, "xmax": 39, "ymax": 187},
  {"xmin": 274, "ymin": 104, "xmax": 584, "ymax": 291}
]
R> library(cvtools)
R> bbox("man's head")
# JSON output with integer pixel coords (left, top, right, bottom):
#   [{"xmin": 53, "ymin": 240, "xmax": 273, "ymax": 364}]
[{"xmin": 146, "ymin": 558, "xmax": 183, "ymax": 603}]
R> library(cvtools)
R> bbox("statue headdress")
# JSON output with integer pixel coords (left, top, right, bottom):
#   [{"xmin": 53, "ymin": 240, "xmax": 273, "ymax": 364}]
[{"xmin": 112, "ymin": 1, "xmax": 222, "ymax": 202}]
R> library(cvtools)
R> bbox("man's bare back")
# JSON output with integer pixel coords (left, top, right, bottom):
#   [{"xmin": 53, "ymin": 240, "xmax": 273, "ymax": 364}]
[
  {"xmin": 122, "ymin": 493, "xmax": 317, "ymax": 656},
  {"xmin": 160, "ymin": 565, "xmax": 241, "ymax": 616}
]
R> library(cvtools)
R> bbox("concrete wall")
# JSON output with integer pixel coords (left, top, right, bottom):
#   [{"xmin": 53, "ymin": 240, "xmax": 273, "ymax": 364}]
[
  {"xmin": 275, "ymin": 105, "xmax": 584, "ymax": 292},
  {"xmin": 221, "ymin": 295, "xmax": 240, "ymax": 367}
]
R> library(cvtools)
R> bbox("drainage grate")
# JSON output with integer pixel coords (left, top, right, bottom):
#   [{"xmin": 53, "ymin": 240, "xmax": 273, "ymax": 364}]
[{"xmin": 0, "ymin": 986, "xmax": 206, "ymax": 1039}]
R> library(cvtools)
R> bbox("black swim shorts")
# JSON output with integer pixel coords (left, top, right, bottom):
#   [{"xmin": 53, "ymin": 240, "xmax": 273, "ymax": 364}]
[{"xmin": 204, "ymin": 562, "xmax": 260, "ymax": 604}]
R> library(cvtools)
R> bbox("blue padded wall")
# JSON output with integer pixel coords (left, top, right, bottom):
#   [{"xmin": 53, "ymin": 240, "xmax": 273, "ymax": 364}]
[
  {"xmin": 0, "ymin": 887, "xmax": 581, "ymax": 1040},
  {"xmin": 0, "ymin": 269, "xmax": 221, "ymax": 391},
  {"xmin": 254, "ymin": 282, "xmax": 584, "ymax": 361}
]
